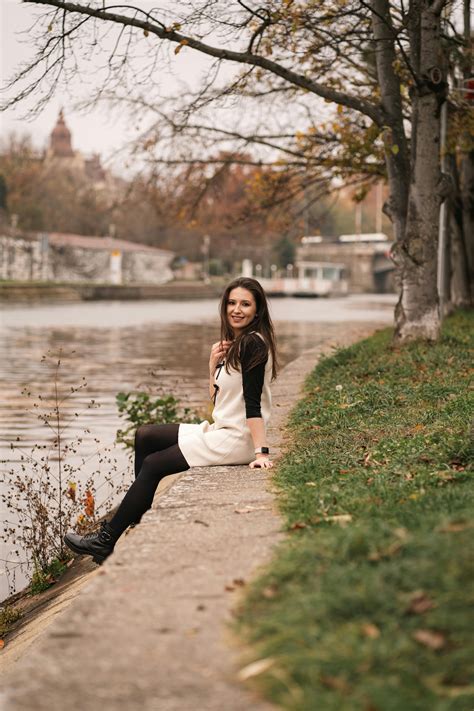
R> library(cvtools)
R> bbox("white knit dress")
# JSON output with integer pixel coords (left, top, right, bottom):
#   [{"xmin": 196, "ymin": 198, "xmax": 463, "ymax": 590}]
[{"xmin": 178, "ymin": 336, "xmax": 272, "ymax": 467}]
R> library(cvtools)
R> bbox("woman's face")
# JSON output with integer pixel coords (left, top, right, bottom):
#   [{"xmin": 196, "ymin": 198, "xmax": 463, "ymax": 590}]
[{"xmin": 226, "ymin": 287, "xmax": 257, "ymax": 334}]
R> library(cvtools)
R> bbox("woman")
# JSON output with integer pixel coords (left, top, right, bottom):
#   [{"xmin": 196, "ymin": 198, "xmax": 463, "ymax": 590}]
[{"xmin": 64, "ymin": 277, "xmax": 279, "ymax": 565}]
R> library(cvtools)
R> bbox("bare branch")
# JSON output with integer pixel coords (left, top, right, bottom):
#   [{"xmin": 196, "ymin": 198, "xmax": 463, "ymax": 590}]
[{"xmin": 22, "ymin": 0, "xmax": 384, "ymax": 123}]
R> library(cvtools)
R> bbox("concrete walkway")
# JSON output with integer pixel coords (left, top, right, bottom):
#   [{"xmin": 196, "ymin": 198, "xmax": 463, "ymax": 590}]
[{"xmin": 1, "ymin": 324, "xmax": 381, "ymax": 711}]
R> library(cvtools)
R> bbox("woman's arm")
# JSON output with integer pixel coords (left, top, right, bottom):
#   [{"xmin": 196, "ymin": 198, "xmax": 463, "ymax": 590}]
[{"xmin": 241, "ymin": 335, "xmax": 273, "ymax": 469}]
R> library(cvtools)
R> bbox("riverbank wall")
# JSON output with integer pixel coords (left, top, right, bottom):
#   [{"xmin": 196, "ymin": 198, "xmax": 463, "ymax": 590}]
[{"xmin": 0, "ymin": 281, "xmax": 223, "ymax": 302}]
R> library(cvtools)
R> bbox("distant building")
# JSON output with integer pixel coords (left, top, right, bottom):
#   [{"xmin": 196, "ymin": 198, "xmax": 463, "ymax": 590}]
[
  {"xmin": 45, "ymin": 109, "xmax": 118, "ymax": 193},
  {"xmin": 0, "ymin": 230, "xmax": 174, "ymax": 285},
  {"xmin": 296, "ymin": 233, "xmax": 395, "ymax": 293}
]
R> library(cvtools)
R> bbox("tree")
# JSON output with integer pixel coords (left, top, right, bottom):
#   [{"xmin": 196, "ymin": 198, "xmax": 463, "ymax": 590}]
[{"xmin": 3, "ymin": 0, "xmax": 469, "ymax": 340}]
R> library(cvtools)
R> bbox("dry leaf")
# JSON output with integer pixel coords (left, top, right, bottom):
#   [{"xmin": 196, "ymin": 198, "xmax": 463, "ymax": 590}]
[
  {"xmin": 361, "ymin": 623, "xmax": 380, "ymax": 639},
  {"xmin": 305, "ymin": 481, "xmax": 317, "ymax": 487},
  {"xmin": 234, "ymin": 505, "xmax": 270, "ymax": 514},
  {"xmin": 66, "ymin": 481, "xmax": 77, "ymax": 502},
  {"xmin": 406, "ymin": 591, "xmax": 435, "ymax": 615},
  {"xmin": 436, "ymin": 472, "xmax": 456, "ymax": 482},
  {"xmin": 320, "ymin": 674, "xmax": 351, "ymax": 693},
  {"xmin": 83, "ymin": 489, "xmax": 95, "ymax": 518},
  {"xmin": 393, "ymin": 527, "xmax": 409, "ymax": 540},
  {"xmin": 237, "ymin": 657, "xmax": 275, "ymax": 681},
  {"xmin": 174, "ymin": 39, "xmax": 189, "ymax": 54},
  {"xmin": 438, "ymin": 520, "xmax": 471, "ymax": 533},
  {"xmin": 233, "ymin": 578, "xmax": 246, "ymax": 587},
  {"xmin": 289, "ymin": 521, "xmax": 307, "ymax": 530},
  {"xmin": 0, "ymin": 639, "xmax": 5, "ymax": 649},
  {"xmin": 325, "ymin": 514, "xmax": 352, "ymax": 525},
  {"xmin": 413, "ymin": 629, "xmax": 446, "ymax": 650}
]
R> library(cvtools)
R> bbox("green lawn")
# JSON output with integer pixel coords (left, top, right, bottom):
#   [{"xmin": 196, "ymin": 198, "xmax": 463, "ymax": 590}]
[{"xmin": 236, "ymin": 309, "xmax": 473, "ymax": 711}]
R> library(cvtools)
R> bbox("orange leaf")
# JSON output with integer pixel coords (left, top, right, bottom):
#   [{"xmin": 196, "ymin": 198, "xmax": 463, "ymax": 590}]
[
  {"xmin": 0, "ymin": 639, "xmax": 5, "ymax": 649},
  {"xmin": 84, "ymin": 489, "xmax": 95, "ymax": 518},
  {"xmin": 174, "ymin": 39, "xmax": 188, "ymax": 54},
  {"xmin": 361, "ymin": 623, "xmax": 380, "ymax": 639},
  {"xmin": 289, "ymin": 521, "xmax": 307, "ymax": 530}
]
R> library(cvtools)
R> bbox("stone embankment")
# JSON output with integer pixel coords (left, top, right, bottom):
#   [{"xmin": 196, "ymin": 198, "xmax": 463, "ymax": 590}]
[
  {"xmin": 0, "ymin": 324, "xmax": 382, "ymax": 711},
  {"xmin": 0, "ymin": 281, "xmax": 222, "ymax": 303}
]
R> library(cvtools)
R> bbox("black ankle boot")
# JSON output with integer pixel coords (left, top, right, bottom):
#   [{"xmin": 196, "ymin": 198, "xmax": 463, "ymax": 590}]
[{"xmin": 64, "ymin": 520, "xmax": 118, "ymax": 565}]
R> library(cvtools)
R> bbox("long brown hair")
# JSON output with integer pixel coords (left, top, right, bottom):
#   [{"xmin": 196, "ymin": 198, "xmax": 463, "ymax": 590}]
[{"xmin": 219, "ymin": 277, "xmax": 279, "ymax": 381}]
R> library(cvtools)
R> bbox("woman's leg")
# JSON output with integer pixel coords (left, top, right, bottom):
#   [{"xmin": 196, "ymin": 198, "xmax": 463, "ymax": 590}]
[
  {"xmin": 110, "ymin": 443, "xmax": 189, "ymax": 536},
  {"xmin": 63, "ymin": 430, "xmax": 189, "ymax": 564},
  {"xmin": 134, "ymin": 424, "xmax": 180, "ymax": 478}
]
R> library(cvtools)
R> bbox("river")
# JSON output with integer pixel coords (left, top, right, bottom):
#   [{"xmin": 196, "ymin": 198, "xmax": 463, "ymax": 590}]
[{"xmin": 0, "ymin": 294, "xmax": 396, "ymax": 600}]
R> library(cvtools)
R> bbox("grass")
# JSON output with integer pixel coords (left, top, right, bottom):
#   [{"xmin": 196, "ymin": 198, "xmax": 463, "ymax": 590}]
[
  {"xmin": 0, "ymin": 605, "xmax": 22, "ymax": 638},
  {"xmin": 29, "ymin": 556, "xmax": 71, "ymax": 596},
  {"xmin": 235, "ymin": 309, "xmax": 474, "ymax": 711}
]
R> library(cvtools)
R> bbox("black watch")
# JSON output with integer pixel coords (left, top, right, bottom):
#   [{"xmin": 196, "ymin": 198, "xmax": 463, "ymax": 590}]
[{"xmin": 254, "ymin": 447, "xmax": 270, "ymax": 455}]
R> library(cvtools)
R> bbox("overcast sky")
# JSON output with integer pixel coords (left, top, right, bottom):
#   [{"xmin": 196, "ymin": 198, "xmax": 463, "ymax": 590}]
[{"xmin": 1, "ymin": 0, "xmax": 217, "ymax": 170}]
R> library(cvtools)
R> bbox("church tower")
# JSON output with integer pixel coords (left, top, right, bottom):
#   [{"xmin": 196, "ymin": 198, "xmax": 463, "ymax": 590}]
[{"xmin": 49, "ymin": 109, "xmax": 74, "ymax": 157}]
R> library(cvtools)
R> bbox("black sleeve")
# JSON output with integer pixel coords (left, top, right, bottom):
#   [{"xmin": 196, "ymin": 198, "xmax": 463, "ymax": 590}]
[{"xmin": 240, "ymin": 335, "xmax": 268, "ymax": 419}]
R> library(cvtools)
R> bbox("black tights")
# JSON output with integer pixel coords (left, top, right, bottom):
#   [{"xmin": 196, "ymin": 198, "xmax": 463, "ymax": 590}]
[{"xmin": 109, "ymin": 424, "xmax": 190, "ymax": 537}]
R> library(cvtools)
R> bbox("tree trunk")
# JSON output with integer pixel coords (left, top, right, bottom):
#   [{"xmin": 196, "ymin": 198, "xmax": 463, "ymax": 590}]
[
  {"xmin": 447, "ymin": 153, "xmax": 472, "ymax": 308},
  {"xmin": 459, "ymin": 150, "xmax": 474, "ymax": 302},
  {"xmin": 392, "ymin": 1, "xmax": 445, "ymax": 342}
]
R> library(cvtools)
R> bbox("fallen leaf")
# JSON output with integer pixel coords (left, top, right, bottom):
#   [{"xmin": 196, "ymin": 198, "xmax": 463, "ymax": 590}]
[
  {"xmin": 413, "ymin": 629, "xmax": 447, "ymax": 650},
  {"xmin": 393, "ymin": 527, "xmax": 409, "ymax": 540},
  {"xmin": 436, "ymin": 472, "xmax": 456, "ymax": 482},
  {"xmin": 368, "ymin": 541, "xmax": 402, "ymax": 561},
  {"xmin": 193, "ymin": 519, "xmax": 209, "ymax": 527},
  {"xmin": 406, "ymin": 591, "xmax": 436, "ymax": 615},
  {"xmin": 237, "ymin": 657, "xmax": 275, "ymax": 681},
  {"xmin": 361, "ymin": 623, "xmax": 380, "ymax": 639},
  {"xmin": 233, "ymin": 578, "xmax": 246, "ymax": 587},
  {"xmin": 289, "ymin": 521, "xmax": 307, "ymax": 530},
  {"xmin": 225, "ymin": 584, "xmax": 235, "ymax": 592},
  {"xmin": 320, "ymin": 674, "xmax": 351, "ymax": 693},
  {"xmin": 234, "ymin": 505, "xmax": 270, "ymax": 514},
  {"xmin": 438, "ymin": 520, "xmax": 471, "ymax": 533},
  {"xmin": 0, "ymin": 639, "xmax": 5, "ymax": 649},
  {"xmin": 325, "ymin": 514, "xmax": 352, "ymax": 525},
  {"xmin": 305, "ymin": 481, "xmax": 317, "ymax": 487}
]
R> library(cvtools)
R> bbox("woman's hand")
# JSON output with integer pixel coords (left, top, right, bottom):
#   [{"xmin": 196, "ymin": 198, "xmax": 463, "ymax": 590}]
[
  {"xmin": 249, "ymin": 456, "xmax": 273, "ymax": 469},
  {"xmin": 209, "ymin": 340, "xmax": 231, "ymax": 373}
]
